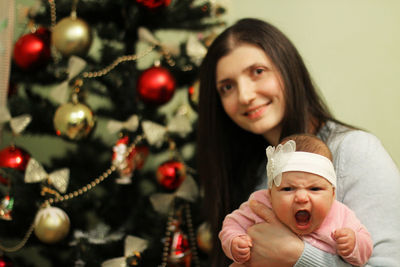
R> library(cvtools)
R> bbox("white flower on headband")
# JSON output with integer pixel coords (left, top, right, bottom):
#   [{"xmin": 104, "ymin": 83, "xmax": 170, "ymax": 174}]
[{"xmin": 266, "ymin": 140, "xmax": 296, "ymax": 188}]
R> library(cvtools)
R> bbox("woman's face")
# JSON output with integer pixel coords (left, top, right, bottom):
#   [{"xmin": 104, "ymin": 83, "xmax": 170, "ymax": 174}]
[
  {"xmin": 269, "ymin": 171, "xmax": 335, "ymax": 236},
  {"xmin": 215, "ymin": 43, "xmax": 285, "ymax": 145}
]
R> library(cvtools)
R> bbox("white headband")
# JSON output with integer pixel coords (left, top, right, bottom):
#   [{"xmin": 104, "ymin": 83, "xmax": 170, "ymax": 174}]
[{"xmin": 266, "ymin": 140, "xmax": 336, "ymax": 188}]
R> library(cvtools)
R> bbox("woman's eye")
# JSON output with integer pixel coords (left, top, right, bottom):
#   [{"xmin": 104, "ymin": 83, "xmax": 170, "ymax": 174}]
[
  {"xmin": 219, "ymin": 84, "xmax": 233, "ymax": 94},
  {"xmin": 253, "ymin": 68, "xmax": 264, "ymax": 76}
]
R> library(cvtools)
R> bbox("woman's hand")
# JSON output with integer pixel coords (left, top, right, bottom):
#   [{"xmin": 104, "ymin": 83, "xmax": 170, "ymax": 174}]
[{"xmin": 244, "ymin": 200, "xmax": 304, "ymax": 267}]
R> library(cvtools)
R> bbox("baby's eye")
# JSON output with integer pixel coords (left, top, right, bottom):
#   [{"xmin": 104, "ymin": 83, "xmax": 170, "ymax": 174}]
[
  {"xmin": 310, "ymin": 187, "xmax": 322, "ymax": 191},
  {"xmin": 281, "ymin": 187, "xmax": 293, "ymax": 192}
]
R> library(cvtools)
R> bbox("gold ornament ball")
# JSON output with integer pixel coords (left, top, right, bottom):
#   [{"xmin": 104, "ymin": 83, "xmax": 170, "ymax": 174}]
[
  {"xmin": 54, "ymin": 102, "xmax": 96, "ymax": 140},
  {"xmin": 52, "ymin": 16, "xmax": 93, "ymax": 57},
  {"xmin": 34, "ymin": 206, "xmax": 70, "ymax": 244},
  {"xmin": 197, "ymin": 222, "xmax": 212, "ymax": 253}
]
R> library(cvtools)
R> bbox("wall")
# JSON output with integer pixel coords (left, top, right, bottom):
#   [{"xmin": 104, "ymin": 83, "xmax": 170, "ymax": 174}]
[{"xmin": 226, "ymin": 0, "xmax": 400, "ymax": 166}]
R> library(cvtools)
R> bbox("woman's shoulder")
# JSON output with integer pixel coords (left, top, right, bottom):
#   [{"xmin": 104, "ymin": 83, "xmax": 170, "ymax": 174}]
[{"xmin": 320, "ymin": 121, "xmax": 381, "ymax": 155}]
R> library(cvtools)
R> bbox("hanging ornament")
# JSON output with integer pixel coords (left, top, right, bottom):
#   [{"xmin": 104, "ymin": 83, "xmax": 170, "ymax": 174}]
[
  {"xmin": 34, "ymin": 206, "xmax": 70, "ymax": 244},
  {"xmin": 112, "ymin": 136, "xmax": 149, "ymax": 184},
  {"xmin": 107, "ymin": 115, "xmax": 139, "ymax": 135},
  {"xmin": 24, "ymin": 158, "xmax": 70, "ymax": 194},
  {"xmin": 188, "ymin": 80, "xmax": 199, "ymax": 110},
  {"xmin": 13, "ymin": 27, "xmax": 51, "ymax": 70},
  {"xmin": 150, "ymin": 175, "xmax": 199, "ymax": 215},
  {"xmin": 186, "ymin": 35, "xmax": 207, "ymax": 66},
  {"xmin": 137, "ymin": 66, "xmax": 176, "ymax": 105},
  {"xmin": 53, "ymin": 93, "xmax": 96, "ymax": 140},
  {"xmin": 50, "ymin": 56, "xmax": 87, "ymax": 104},
  {"xmin": 52, "ymin": 15, "xmax": 93, "ymax": 57},
  {"xmin": 196, "ymin": 222, "xmax": 212, "ymax": 254},
  {"xmin": 156, "ymin": 160, "xmax": 186, "ymax": 191},
  {"xmin": 167, "ymin": 218, "xmax": 192, "ymax": 267},
  {"xmin": 0, "ymin": 255, "xmax": 13, "ymax": 267},
  {"xmin": 141, "ymin": 115, "xmax": 192, "ymax": 148},
  {"xmin": 0, "ymin": 106, "xmax": 32, "ymax": 135},
  {"xmin": 0, "ymin": 145, "xmax": 31, "ymax": 184},
  {"xmin": 101, "ymin": 235, "xmax": 149, "ymax": 267},
  {"xmin": 0, "ymin": 145, "xmax": 30, "ymax": 171},
  {"xmin": 136, "ymin": 0, "xmax": 171, "ymax": 10},
  {"xmin": 0, "ymin": 194, "xmax": 14, "ymax": 221}
]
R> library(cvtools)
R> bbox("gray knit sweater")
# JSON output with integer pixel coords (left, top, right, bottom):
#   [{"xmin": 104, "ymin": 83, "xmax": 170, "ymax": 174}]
[{"xmin": 292, "ymin": 121, "xmax": 400, "ymax": 266}]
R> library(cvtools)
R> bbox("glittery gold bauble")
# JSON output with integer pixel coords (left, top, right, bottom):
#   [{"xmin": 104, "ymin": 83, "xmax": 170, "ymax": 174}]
[
  {"xmin": 196, "ymin": 222, "xmax": 212, "ymax": 253},
  {"xmin": 52, "ymin": 16, "xmax": 93, "ymax": 57},
  {"xmin": 34, "ymin": 206, "xmax": 70, "ymax": 244},
  {"xmin": 53, "ymin": 102, "xmax": 96, "ymax": 140}
]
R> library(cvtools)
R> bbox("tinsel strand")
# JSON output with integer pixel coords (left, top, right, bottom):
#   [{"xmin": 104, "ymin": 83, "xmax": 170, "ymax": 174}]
[
  {"xmin": 0, "ymin": 221, "xmax": 35, "ymax": 252},
  {"xmin": 185, "ymin": 202, "xmax": 200, "ymax": 267},
  {"xmin": 159, "ymin": 200, "xmax": 175, "ymax": 267},
  {"xmin": 82, "ymin": 45, "xmax": 156, "ymax": 79}
]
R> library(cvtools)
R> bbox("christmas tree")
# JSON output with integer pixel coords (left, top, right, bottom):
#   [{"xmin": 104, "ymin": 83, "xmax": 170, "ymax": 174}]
[{"xmin": 0, "ymin": 0, "xmax": 225, "ymax": 266}]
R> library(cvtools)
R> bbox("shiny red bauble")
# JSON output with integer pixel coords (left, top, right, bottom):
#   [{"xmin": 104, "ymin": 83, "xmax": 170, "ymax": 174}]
[
  {"xmin": 0, "ymin": 146, "xmax": 31, "ymax": 184},
  {"xmin": 13, "ymin": 27, "xmax": 51, "ymax": 70},
  {"xmin": 137, "ymin": 66, "xmax": 176, "ymax": 105},
  {"xmin": 0, "ymin": 255, "xmax": 13, "ymax": 267},
  {"xmin": 136, "ymin": 0, "xmax": 171, "ymax": 9},
  {"xmin": 156, "ymin": 160, "xmax": 186, "ymax": 190}
]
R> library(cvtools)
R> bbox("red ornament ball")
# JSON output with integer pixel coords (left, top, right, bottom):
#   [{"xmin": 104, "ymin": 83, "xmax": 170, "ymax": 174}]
[
  {"xmin": 0, "ymin": 145, "xmax": 31, "ymax": 185},
  {"xmin": 13, "ymin": 27, "xmax": 51, "ymax": 70},
  {"xmin": 0, "ymin": 255, "xmax": 13, "ymax": 267},
  {"xmin": 156, "ymin": 160, "xmax": 186, "ymax": 190},
  {"xmin": 136, "ymin": 0, "xmax": 171, "ymax": 9},
  {"xmin": 137, "ymin": 66, "xmax": 176, "ymax": 105}
]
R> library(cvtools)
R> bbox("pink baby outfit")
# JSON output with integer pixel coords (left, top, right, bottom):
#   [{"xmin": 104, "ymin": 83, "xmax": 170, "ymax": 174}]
[{"xmin": 219, "ymin": 189, "xmax": 373, "ymax": 266}]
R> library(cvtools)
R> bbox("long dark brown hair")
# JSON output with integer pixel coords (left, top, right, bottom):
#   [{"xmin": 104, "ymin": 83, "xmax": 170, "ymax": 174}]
[{"xmin": 197, "ymin": 18, "xmax": 336, "ymax": 266}]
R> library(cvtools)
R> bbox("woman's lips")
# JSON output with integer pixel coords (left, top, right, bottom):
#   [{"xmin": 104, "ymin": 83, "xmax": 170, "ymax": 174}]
[{"xmin": 243, "ymin": 103, "xmax": 268, "ymax": 119}]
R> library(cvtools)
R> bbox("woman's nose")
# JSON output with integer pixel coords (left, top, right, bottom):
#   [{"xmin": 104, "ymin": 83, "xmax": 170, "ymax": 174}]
[
  {"xmin": 237, "ymin": 79, "xmax": 256, "ymax": 104},
  {"xmin": 294, "ymin": 189, "xmax": 309, "ymax": 203}
]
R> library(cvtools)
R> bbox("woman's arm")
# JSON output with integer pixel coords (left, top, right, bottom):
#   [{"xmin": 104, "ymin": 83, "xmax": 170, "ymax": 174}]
[{"xmin": 333, "ymin": 130, "xmax": 400, "ymax": 266}]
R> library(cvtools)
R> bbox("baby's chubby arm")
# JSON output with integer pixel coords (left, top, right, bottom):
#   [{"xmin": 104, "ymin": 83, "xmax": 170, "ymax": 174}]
[
  {"xmin": 232, "ymin": 235, "xmax": 253, "ymax": 263},
  {"xmin": 333, "ymin": 228, "xmax": 356, "ymax": 257}
]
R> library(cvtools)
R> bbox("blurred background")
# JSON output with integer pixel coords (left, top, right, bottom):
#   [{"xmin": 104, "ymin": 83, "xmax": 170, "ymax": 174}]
[{"xmin": 0, "ymin": 0, "xmax": 398, "ymax": 266}]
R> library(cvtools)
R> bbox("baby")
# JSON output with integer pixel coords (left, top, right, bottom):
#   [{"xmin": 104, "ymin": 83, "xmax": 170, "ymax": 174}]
[{"xmin": 219, "ymin": 134, "xmax": 373, "ymax": 266}]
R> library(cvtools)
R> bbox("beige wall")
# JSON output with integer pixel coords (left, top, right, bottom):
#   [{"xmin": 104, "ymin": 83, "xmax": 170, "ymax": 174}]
[{"xmin": 225, "ymin": 0, "xmax": 400, "ymax": 166}]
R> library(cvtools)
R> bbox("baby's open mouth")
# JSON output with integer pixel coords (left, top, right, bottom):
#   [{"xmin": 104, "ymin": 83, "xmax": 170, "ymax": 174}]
[{"xmin": 295, "ymin": 210, "xmax": 311, "ymax": 225}]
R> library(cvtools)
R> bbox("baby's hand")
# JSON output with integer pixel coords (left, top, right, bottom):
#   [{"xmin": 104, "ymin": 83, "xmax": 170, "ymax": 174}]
[
  {"xmin": 333, "ymin": 228, "xmax": 356, "ymax": 257},
  {"xmin": 231, "ymin": 235, "xmax": 253, "ymax": 263}
]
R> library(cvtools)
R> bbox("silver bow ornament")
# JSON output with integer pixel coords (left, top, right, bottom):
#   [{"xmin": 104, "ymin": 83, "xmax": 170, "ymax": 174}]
[
  {"xmin": 0, "ymin": 106, "xmax": 32, "ymax": 135},
  {"xmin": 142, "ymin": 115, "xmax": 192, "ymax": 148},
  {"xmin": 138, "ymin": 27, "xmax": 180, "ymax": 56},
  {"xmin": 101, "ymin": 235, "xmax": 149, "ymax": 267},
  {"xmin": 266, "ymin": 140, "xmax": 296, "ymax": 188},
  {"xmin": 107, "ymin": 114, "xmax": 139, "ymax": 134},
  {"xmin": 24, "ymin": 158, "xmax": 70, "ymax": 193},
  {"xmin": 186, "ymin": 34, "xmax": 207, "ymax": 66},
  {"xmin": 149, "ymin": 174, "xmax": 199, "ymax": 215},
  {"xmin": 70, "ymin": 223, "xmax": 124, "ymax": 246},
  {"xmin": 50, "ymin": 56, "xmax": 87, "ymax": 104}
]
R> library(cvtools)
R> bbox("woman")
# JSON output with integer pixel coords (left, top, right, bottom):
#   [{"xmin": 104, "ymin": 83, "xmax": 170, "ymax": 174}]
[{"xmin": 197, "ymin": 18, "xmax": 400, "ymax": 266}]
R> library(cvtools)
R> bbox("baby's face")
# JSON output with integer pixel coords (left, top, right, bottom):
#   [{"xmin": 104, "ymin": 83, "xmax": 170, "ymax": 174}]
[{"xmin": 269, "ymin": 171, "xmax": 335, "ymax": 236}]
